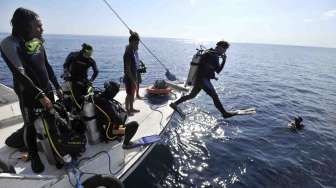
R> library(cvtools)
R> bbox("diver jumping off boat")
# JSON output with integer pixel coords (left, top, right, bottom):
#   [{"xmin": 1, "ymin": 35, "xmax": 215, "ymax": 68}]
[{"xmin": 170, "ymin": 40, "xmax": 236, "ymax": 118}]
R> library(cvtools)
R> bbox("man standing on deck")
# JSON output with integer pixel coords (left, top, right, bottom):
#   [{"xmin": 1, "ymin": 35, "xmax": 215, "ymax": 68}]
[
  {"xmin": 0, "ymin": 8, "xmax": 63, "ymax": 173},
  {"xmin": 63, "ymin": 43, "xmax": 99, "ymax": 108},
  {"xmin": 170, "ymin": 40, "xmax": 235, "ymax": 118},
  {"xmin": 123, "ymin": 31, "xmax": 141, "ymax": 115}
]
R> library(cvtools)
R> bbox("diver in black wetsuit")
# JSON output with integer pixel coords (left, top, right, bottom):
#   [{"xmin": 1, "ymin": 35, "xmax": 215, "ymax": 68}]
[
  {"xmin": 63, "ymin": 43, "xmax": 99, "ymax": 108},
  {"xmin": 0, "ymin": 8, "xmax": 63, "ymax": 173},
  {"xmin": 170, "ymin": 40, "xmax": 235, "ymax": 118}
]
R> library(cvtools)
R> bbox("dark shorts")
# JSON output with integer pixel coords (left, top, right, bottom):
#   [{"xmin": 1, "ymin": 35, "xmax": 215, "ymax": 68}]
[
  {"xmin": 124, "ymin": 77, "xmax": 136, "ymax": 95},
  {"xmin": 137, "ymin": 71, "xmax": 142, "ymax": 84}
]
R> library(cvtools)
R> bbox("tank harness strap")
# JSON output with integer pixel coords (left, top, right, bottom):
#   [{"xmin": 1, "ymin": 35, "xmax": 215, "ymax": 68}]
[{"xmin": 42, "ymin": 118, "xmax": 64, "ymax": 161}]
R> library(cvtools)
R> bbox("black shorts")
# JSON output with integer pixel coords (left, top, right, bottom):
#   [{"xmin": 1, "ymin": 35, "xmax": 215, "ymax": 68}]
[{"xmin": 137, "ymin": 71, "xmax": 142, "ymax": 84}]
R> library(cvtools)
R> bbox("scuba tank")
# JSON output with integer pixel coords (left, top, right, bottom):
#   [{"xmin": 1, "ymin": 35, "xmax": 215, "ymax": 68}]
[
  {"xmin": 34, "ymin": 109, "xmax": 58, "ymax": 165},
  {"xmin": 185, "ymin": 46, "xmax": 205, "ymax": 86},
  {"xmin": 81, "ymin": 86, "xmax": 100, "ymax": 145}
]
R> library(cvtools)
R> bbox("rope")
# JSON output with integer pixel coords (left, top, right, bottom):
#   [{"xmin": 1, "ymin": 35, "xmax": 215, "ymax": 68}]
[
  {"xmin": 102, "ymin": 0, "xmax": 132, "ymax": 31},
  {"xmin": 102, "ymin": 0, "xmax": 177, "ymax": 79}
]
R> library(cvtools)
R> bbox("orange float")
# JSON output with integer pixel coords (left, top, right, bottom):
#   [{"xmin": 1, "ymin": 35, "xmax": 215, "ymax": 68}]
[{"xmin": 146, "ymin": 87, "xmax": 172, "ymax": 95}]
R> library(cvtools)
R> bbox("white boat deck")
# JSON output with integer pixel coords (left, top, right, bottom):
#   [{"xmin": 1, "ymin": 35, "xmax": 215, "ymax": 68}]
[{"xmin": 0, "ymin": 84, "xmax": 183, "ymax": 187}]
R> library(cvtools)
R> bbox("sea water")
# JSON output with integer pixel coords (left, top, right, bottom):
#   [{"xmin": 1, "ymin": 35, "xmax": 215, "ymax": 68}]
[{"xmin": 1, "ymin": 33, "xmax": 335, "ymax": 188}]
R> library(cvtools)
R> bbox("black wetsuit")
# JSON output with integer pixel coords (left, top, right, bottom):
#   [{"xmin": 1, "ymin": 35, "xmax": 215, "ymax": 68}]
[
  {"xmin": 174, "ymin": 49, "xmax": 227, "ymax": 115},
  {"xmin": 63, "ymin": 51, "xmax": 98, "ymax": 106},
  {"xmin": 0, "ymin": 36, "xmax": 61, "ymax": 156}
]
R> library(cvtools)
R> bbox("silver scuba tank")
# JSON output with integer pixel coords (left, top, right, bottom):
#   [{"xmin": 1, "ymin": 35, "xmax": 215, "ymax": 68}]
[
  {"xmin": 186, "ymin": 49, "xmax": 203, "ymax": 86},
  {"xmin": 34, "ymin": 110, "xmax": 57, "ymax": 165},
  {"xmin": 81, "ymin": 99, "xmax": 100, "ymax": 145}
]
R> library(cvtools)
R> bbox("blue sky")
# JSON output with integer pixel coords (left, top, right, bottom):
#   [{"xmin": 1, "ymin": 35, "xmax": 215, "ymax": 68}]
[{"xmin": 0, "ymin": 0, "xmax": 335, "ymax": 48}]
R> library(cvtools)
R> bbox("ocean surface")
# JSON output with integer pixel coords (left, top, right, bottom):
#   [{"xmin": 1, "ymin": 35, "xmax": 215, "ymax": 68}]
[{"xmin": 1, "ymin": 33, "xmax": 336, "ymax": 188}]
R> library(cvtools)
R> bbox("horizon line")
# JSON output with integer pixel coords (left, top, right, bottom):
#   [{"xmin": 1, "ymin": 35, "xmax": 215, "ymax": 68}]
[{"xmin": 0, "ymin": 32, "xmax": 335, "ymax": 50}]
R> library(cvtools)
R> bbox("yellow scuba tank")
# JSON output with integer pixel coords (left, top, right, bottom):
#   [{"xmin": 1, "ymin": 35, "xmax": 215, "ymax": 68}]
[{"xmin": 185, "ymin": 47, "xmax": 205, "ymax": 86}]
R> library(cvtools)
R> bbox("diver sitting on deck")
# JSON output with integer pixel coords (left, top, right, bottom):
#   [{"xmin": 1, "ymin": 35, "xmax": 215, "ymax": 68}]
[
  {"xmin": 0, "ymin": 8, "xmax": 63, "ymax": 173},
  {"xmin": 170, "ymin": 40, "xmax": 235, "ymax": 118},
  {"xmin": 94, "ymin": 80, "xmax": 139, "ymax": 149},
  {"xmin": 63, "ymin": 43, "xmax": 99, "ymax": 109}
]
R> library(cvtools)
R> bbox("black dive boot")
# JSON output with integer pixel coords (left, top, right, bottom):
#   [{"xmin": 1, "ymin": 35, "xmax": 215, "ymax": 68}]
[
  {"xmin": 30, "ymin": 153, "xmax": 45, "ymax": 173},
  {"xmin": 222, "ymin": 112, "xmax": 236, "ymax": 119},
  {"xmin": 5, "ymin": 127, "xmax": 25, "ymax": 149}
]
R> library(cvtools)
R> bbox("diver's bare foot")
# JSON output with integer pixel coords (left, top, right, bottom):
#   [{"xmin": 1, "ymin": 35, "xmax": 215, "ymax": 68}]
[
  {"xmin": 136, "ymin": 95, "xmax": 143, "ymax": 99},
  {"xmin": 222, "ymin": 112, "xmax": 236, "ymax": 119}
]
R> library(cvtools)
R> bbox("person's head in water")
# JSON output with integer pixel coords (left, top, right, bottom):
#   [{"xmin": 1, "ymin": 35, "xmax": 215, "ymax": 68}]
[
  {"xmin": 11, "ymin": 7, "xmax": 43, "ymax": 41},
  {"xmin": 129, "ymin": 31, "xmax": 140, "ymax": 50},
  {"xmin": 215, "ymin": 40, "xmax": 230, "ymax": 56},
  {"xmin": 81, "ymin": 43, "xmax": 93, "ymax": 58},
  {"xmin": 294, "ymin": 116, "xmax": 304, "ymax": 129}
]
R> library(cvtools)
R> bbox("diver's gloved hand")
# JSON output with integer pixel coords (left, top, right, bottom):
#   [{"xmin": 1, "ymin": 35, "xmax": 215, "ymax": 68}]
[{"xmin": 56, "ymin": 88, "xmax": 64, "ymax": 100}]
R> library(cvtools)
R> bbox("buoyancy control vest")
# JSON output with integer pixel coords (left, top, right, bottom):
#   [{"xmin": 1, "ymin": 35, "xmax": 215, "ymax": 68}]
[
  {"xmin": 197, "ymin": 49, "xmax": 220, "ymax": 80},
  {"xmin": 34, "ymin": 101, "xmax": 86, "ymax": 166}
]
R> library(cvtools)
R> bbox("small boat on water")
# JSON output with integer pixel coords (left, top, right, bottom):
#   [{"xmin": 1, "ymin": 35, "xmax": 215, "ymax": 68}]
[{"xmin": 0, "ymin": 82, "xmax": 184, "ymax": 187}]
